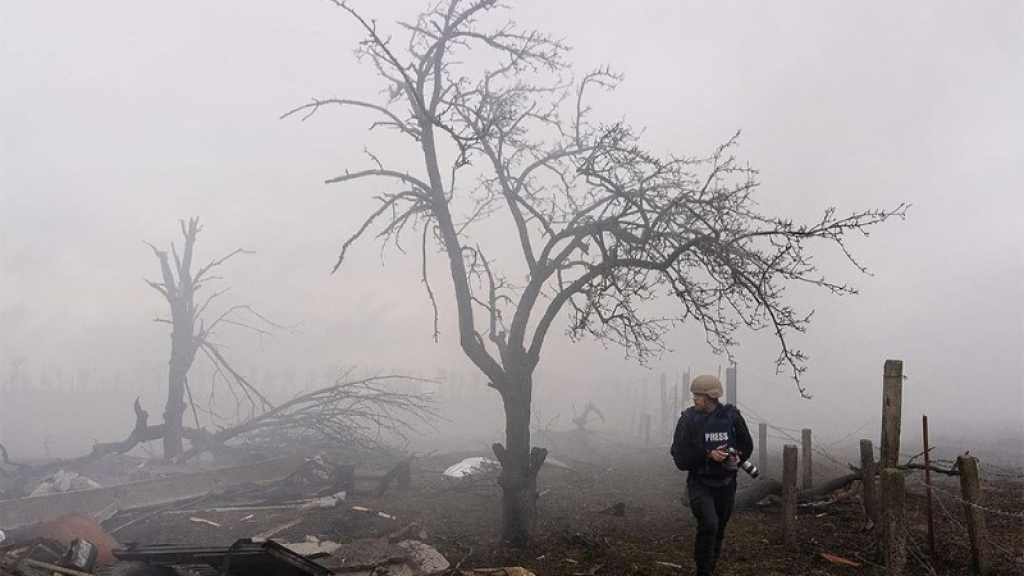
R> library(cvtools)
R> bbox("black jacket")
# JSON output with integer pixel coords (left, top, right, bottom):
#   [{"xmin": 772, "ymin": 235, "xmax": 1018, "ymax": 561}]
[{"xmin": 670, "ymin": 403, "xmax": 754, "ymax": 477}]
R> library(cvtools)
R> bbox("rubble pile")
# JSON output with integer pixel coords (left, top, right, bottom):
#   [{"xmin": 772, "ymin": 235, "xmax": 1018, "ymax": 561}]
[{"xmin": 0, "ymin": 453, "xmax": 535, "ymax": 576}]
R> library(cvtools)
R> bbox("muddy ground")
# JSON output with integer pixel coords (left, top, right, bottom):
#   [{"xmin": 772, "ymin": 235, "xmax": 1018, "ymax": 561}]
[{"xmin": 102, "ymin": 432, "xmax": 1024, "ymax": 576}]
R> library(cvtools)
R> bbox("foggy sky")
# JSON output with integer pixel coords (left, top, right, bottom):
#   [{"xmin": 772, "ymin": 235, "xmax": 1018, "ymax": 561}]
[{"xmin": 1, "ymin": 1, "xmax": 1022, "ymax": 456}]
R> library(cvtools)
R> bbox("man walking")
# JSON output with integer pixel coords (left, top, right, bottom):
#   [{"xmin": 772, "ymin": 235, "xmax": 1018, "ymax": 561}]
[{"xmin": 671, "ymin": 374, "xmax": 754, "ymax": 576}]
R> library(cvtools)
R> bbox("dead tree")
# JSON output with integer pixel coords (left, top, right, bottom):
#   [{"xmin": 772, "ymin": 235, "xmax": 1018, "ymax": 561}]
[
  {"xmin": 0, "ymin": 375, "xmax": 437, "ymax": 496},
  {"xmin": 287, "ymin": 0, "xmax": 906, "ymax": 545},
  {"xmin": 146, "ymin": 217, "xmax": 272, "ymax": 460},
  {"xmin": 572, "ymin": 401, "xmax": 605, "ymax": 433}
]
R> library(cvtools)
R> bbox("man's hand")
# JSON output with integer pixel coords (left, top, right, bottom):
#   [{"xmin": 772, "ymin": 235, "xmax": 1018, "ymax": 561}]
[{"xmin": 709, "ymin": 444, "xmax": 728, "ymax": 463}]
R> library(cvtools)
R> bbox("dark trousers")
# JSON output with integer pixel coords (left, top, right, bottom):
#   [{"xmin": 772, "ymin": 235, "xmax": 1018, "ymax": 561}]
[{"xmin": 687, "ymin": 475, "xmax": 737, "ymax": 575}]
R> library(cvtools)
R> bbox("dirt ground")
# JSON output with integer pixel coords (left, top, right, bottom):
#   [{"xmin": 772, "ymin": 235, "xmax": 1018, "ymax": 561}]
[{"xmin": 108, "ymin": 436, "xmax": 1024, "ymax": 576}]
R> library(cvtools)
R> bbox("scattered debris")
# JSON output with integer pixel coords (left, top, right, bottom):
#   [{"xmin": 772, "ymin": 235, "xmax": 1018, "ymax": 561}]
[
  {"xmin": 21, "ymin": 557, "xmax": 96, "ymax": 576},
  {"xmin": 5, "ymin": 512, "xmax": 121, "ymax": 567},
  {"xmin": 28, "ymin": 470, "xmax": 102, "ymax": 496},
  {"xmin": 442, "ymin": 457, "xmax": 500, "ymax": 480},
  {"xmin": 254, "ymin": 518, "xmax": 303, "ymax": 540},
  {"xmin": 1, "ymin": 456, "xmax": 303, "ymax": 528},
  {"xmin": 653, "ymin": 560, "xmax": 683, "ymax": 569},
  {"xmin": 279, "ymin": 536, "xmax": 343, "ymax": 558},
  {"xmin": 61, "ymin": 538, "xmax": 99, "ymax": 572},
  {"xmin": 315, "ymin": 537, "xmax": 449, "ymax": 575},
  {"xmin": 187, "ymin": 517, "xmax": 221, "ymax": 528},
  {"xmin": 395, "ymin": 540, "xmax": 450, "ymax": 574},
  {"xmin": 388, "ymin": 522, "xmax": 428, "ymax": 543},
  {"xmin": 458, "ymin": 568, "xmax": 535, "ymax": 576},
  {"xmin": 299, "ymin": 491, "xmax": 346, "ymax": 510},
  {"xmin": 113, "ymin": 539, "xmax": 332, "ymax": 576},
  {"xmin": 820, "ymin": 552, "xmax": 861, "ymax": 567},
  {"xmin": 352, "ymin": 506, "xmax": 397, "ymax": 521},
  {"xmin": 279, "ymin": 453, "xmax": 353, "ymax": 499}
]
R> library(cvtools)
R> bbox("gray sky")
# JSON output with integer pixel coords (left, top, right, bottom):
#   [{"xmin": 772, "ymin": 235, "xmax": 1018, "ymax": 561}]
[{"xmin": 1, "ymin": 1, "xmax": 1022, "ymax": 454}]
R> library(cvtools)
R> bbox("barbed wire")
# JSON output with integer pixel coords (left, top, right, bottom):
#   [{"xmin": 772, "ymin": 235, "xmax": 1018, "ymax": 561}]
[
  {"xmin": 754, "ymin": 418, "xmax": 853, "ymax": 470},
  {"xmin": 920, "ymin": 477, "xmax": 1024, "ymax": 569},
  {"xmin": 904, "ymin": 531, "xmax": 941, "ymax": 576},
  {"xmin": 908, "ymin": 476, "xmax": 1024, "ymax": 520}
]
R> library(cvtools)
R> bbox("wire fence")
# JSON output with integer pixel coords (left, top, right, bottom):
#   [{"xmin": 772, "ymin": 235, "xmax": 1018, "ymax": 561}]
[{"xmin": 730, "ymin": 399, "xmax": 1024, "ymax": 573}]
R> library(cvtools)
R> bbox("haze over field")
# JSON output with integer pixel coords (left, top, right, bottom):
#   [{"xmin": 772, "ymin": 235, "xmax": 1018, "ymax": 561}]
[{"xmin": 1, "ymin": 1, "xmax": 1021, "ymax": 462}]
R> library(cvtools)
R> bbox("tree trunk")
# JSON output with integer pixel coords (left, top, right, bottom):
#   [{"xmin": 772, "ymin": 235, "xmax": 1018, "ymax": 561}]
[
  {"xmin": 492, "ymin": 373, "xmax": 547, "ymax": 546},
  {"xmin": 162, "ymin": 335, "xmax": 190, "ymax": 459},
  {"xmin": 162, "ymin": 368, "xmax": 185, "ymax": 458},
  {"xmin": 162, "ymin": 301, "xmax": 195, "ymax": 460}
]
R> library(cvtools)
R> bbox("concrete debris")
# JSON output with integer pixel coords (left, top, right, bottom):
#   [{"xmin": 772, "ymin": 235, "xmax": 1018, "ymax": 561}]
[
  {"xmin": 315, "ymin": 538, "xmax": 449, "ymax": 576},
  {"xmin": 395, "ymin": 540, "xmax": 450, "ymax": 575},
  {"xmin": 61, "ymin": 539, "xmax": 99, "ymax": 572}
]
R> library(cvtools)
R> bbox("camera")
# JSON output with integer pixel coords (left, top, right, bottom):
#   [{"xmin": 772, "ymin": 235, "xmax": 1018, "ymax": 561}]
[{"xmin": 723, "ymin": 447, "xmax": 760, "ymax": 478}]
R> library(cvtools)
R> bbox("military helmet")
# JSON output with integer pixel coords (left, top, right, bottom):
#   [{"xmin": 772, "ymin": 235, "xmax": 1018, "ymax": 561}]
[{"xmin": 690, "ymin": 374, "xmax": 723, "ymax": 399}]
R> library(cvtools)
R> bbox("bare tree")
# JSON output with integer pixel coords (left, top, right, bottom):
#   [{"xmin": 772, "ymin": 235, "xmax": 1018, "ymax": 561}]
[
  {"xmin": 286, "ymin": 0, "xmax": 906, "ymax": 545},
  {"xmin": 146, "ymin": 217, "xmax": 272, "ymax": 460}
]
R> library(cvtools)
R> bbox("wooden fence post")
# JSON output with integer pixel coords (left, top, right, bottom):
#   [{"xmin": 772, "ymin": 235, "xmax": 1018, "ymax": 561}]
[
  {"xmin": 922, "ymin": 415, "xmax": 935, "ymax": 555},
  {"xmin": 725, "ymin": 364, "xmax": 737, "ymax": 406},
  {"xmin": 880, "ymin": 468, "xmax": 906, "ymax": 575},
  {"xmin": 672, "ymin": 380, "xmax": 679, "ymax": 425},
  {"xmin": 957, "ymin": 455, "xmax": 991, "ymax": 575},
  {"xmin": 781, "ymin": 444, "xmax": 798, "ymax": 549},
  {"xmin": 860, "ymin": 439, "xmax": 877, "ymax": 524},
  {"xmin": 801, "ymin": 428, "xmax": 813, "ymax": 489},
  {"xmin": 396, "ymin": 460, "xmax": 411, "ymax": 493},
  {"xmin": 758, "ymin": 422, "xmax": 768, "ymax": 475},
  {"xmin": 880, "ymin": 360, "xmax": 904, "ymax": 469}
]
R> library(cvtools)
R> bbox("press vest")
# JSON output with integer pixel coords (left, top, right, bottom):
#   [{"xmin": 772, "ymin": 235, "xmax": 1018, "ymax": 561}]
[{"xmin": 691, "ymin": 404, "xmax": 739, "ymax": 479}]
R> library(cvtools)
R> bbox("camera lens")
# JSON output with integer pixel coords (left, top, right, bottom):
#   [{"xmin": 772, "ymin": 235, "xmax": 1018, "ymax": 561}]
[{"xmin": 740, "ymin": 461, "xmax": 760, "ymax": 478}]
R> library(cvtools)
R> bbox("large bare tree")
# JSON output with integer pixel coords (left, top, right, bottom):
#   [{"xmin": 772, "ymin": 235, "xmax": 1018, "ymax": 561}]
[{"xmin": 286, "ymin": 0, "xmax": 906, "ymax": 545}]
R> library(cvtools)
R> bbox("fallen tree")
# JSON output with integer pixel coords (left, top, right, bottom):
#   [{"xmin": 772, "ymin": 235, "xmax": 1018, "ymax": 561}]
[
  {"xmin": 0, "ymin": 374, "xmax": 437, "ymax": 497},
  {"xmin": 735, "ymin": 459, "xmax": 961, "ymax": 510}
]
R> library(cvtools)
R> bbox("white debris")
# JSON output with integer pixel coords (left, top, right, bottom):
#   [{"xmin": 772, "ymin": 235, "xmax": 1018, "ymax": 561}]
[
  {"xmin": 29, "ymin": 470, "xmax": 103, "ymax": 496},
  {"xmin": 281, "ymin": 536, "xmax": 343, "ymax": 557},
  {"xmin": 442, "ymin": 457, "xmax": 499, "ymax": 479},
  {"xmin": 299, "ymin": 490, "xmax": 347, "ymax": 510}
]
